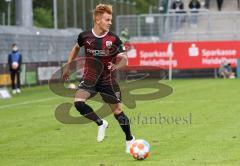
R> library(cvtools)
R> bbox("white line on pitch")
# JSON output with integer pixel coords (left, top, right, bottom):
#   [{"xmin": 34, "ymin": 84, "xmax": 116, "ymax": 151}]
[{"xmin": 0, "ymin": 97, "xmax": 59, "ymax": 110}]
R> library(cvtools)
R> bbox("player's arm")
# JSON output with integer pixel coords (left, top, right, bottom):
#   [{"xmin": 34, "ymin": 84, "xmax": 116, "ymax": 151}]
[
  {"xmin": 62, "ymin": 43, "xmax": 80, "ymax": 80},
  {"xmin": 108, "ymin": 52, "xmax": 128, "ymax": 71},
  {"xmin": 108, "ymin": 35, "xmax": 128, "ymax": 71},
  {"xmin": 67, "ymin": 43, "xmax": 80, "ymax": 63}
]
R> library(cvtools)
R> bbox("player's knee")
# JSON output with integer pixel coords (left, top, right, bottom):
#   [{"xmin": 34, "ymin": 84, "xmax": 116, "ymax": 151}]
[
  {"xmin": 113, "ymin": 107, "xmax": 122, "ymax": 115},
  {"xmin": 74, "ymin": 101, "xmax": 89, "ymax": 115},
  {"xmin": 111, "ymin": 104, "xmax": 122, "ymax": 115}
]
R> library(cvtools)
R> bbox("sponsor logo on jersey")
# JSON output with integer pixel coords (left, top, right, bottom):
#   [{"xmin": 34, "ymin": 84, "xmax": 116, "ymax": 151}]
[
  {"xmin": 86, "ymin": 49, "xmax": 109, "ymax": 56},
  {"xmin": 115, "ymin": 91, "xmax": 121, "ymax": 100}
]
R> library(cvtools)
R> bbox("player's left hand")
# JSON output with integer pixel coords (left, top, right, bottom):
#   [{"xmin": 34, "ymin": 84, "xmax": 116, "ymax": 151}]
[{"xmin": 108, "ymin": 62, "xmax": 118, "ymax": 71}]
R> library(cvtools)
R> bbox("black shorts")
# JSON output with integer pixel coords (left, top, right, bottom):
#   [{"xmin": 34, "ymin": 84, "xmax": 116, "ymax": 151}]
[{"xmin": 78, "ymin": 81, "xmax": 121, "ymax": 104}]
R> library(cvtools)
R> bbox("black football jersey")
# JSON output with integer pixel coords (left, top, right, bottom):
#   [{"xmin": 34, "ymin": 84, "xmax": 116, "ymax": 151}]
[{"xmin": 77, "ymin": 30, "xmax": 125, "ymax": 85}]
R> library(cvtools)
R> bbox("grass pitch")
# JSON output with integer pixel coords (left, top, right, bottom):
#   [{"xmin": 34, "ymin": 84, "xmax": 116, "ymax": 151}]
[{"xmin": 0, "ymin": 79, "xmax": 240, "ymax": 166}]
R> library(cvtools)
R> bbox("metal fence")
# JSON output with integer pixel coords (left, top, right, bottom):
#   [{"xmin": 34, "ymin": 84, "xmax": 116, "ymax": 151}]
[
  {"xmin": 0, "ymin": 0, "xmax": 137, "ymax": 31},
  {"xmin": 116, "ymin": 11, "xmax": 240, "ymax": 42},
  {"xmin": 0, "ymin": 26, "xmax": 81, "ymax": 64},
  {"xmin": 0, "ymin": 25, "xmax": 82, "ymax": 86}
]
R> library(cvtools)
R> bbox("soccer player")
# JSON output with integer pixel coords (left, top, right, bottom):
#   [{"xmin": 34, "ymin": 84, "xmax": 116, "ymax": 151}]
[{"xmin": 62, "ymin": 4, "xmax": 135, "ymax": 153}]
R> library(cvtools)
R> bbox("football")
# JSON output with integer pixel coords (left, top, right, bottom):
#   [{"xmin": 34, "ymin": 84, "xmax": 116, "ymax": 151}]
[
  {"xmin": 11, "ymin": 62, "xmax": 19, "ymax": 69},
  {"xmin": 130, "ymin": 139, "xmax": 150, "ymax": 160},
  {"xmin": 68, "ymin": 83, "xmax": 76, "ymax": 90}
]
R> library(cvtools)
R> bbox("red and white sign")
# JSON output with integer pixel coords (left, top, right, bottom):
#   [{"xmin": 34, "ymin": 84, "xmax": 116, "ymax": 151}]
[{"xmin": 126, "ymin": 41, "xmax": 240, "ymax": 69}]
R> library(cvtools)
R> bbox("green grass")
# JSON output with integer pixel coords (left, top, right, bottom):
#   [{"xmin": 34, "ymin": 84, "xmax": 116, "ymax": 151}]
[{"xmin": 0, "ymin": 79, "xmax": 240, "ymax": 166}]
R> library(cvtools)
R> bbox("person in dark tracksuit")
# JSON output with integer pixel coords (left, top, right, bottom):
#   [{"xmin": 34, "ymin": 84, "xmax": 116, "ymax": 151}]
[{"xmin": 8, "ymin": 43, "xmax": 22, "ymax": 94}]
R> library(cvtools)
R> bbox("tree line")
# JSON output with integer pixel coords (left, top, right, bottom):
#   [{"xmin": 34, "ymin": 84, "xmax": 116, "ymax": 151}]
[{"xmin": 0, "ymin": 0, "xmax": 159, "ymax": 29}]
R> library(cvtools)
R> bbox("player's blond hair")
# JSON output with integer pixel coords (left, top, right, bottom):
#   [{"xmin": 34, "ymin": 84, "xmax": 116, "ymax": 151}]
[{"xmin": 93, "ymin": 4, "xmax": 112, "ymax": 22}]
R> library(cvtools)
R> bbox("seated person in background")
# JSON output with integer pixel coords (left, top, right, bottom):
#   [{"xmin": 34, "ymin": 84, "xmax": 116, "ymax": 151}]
[
  {"xmin": 218, "ymin": 62, "xmax": 235, "ymax": 79},
  {"xmin": 189, "ymin": 0, "xmax": 201, "ymax": 11},
  {"xmin": 189, "ymin": 0, "xmax": 201, "ymax": 27},
  {"xmin": 171, "ymin": 0, "xmax": 185, "ymax": 30},
  {"xmin": 171, "ymin": 0, "xmax": 184, "ymax": 11}
]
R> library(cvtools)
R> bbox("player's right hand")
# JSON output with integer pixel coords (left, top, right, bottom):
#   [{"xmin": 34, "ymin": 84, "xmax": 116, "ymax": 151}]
[{"xmin": 62, "ymin": 67, "xmax": 70, "ymax": 81}]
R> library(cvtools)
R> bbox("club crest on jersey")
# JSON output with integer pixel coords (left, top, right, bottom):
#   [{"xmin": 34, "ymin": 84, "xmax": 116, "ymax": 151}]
[
  {"xmin": 115, "ymin": 91, "xmax": 121, "ymax": 100},
  {"xmin": 106, "ymin": 41, "xmax": 112, "ymax": 48}
]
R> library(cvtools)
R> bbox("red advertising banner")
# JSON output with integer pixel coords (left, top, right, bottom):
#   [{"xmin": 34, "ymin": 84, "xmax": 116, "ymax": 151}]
[{"xmin": 126, "ymin": 41, "xmax": 240, "ymax": 69}]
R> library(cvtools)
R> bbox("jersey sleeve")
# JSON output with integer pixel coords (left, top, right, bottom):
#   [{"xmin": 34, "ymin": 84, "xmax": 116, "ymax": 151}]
[
  {"xmin": 115, "ymin": 35, "xmax": 126, "ymax": 55},
  {"xmin": 77, "ymin": 33, "xmax": 84, "ymax": 47}
]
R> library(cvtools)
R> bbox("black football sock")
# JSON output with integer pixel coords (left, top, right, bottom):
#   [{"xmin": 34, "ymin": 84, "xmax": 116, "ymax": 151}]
[
  {"xmin": 114, "ymin": 112, "xmax": 133, "ymax": 141},
  {"xmin": 74, "ymin": 101, "xmax": 103, "ymax": 126}
]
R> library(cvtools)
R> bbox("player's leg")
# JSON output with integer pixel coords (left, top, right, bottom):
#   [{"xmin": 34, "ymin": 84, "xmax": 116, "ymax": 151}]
[
  {"xmin": 74, "ymin": 85, "xmax": 108, "ymax": 142},
  {"xmin": 74, "ymin": 89, "xmax": 103, "ymax": 126},
  {"xmin": 109, "ymin": 103, "xmax": 134, "ymax": 153},
  {"xmin": 109, "ymin": 103, "xmax": 133, "ymax": 140},
  {"xmin": 99, "ymin": 83, "xmax": 134, "ymax": 152}
]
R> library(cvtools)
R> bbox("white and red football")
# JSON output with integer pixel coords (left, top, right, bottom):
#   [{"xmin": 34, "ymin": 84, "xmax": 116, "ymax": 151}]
[{"xmin": 130, "ymin": 139, "xmax": 150, "ymax": 160}]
